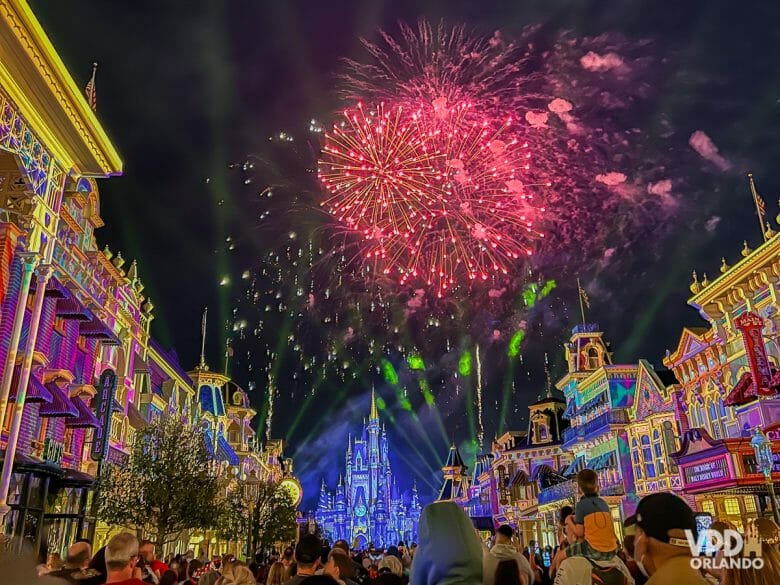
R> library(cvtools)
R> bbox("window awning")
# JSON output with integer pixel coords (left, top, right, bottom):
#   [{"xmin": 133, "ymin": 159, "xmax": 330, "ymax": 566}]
[
  {"xmin": 65, "ymin": 397, "xmax": 100, "ymax": 428},
  {"xmin": 509, "ymin": 469, "xmax": 530, "ymax": 487},
  {"xmin": 588, "ymin": 452, "xmax": 617, "ymax": 471},
  {"xmin": 563, "ymin": 455, "xmax": 587, "ymax": 477},
  {"xmin": 39, "ymin": 382, "xmax": 78, "ymax": 418},
  {"xmin": 9, "ymin": 368, "xmax": 52, "ymax": 404}
]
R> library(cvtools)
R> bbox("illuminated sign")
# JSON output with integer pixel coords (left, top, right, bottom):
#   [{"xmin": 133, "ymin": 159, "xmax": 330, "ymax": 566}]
[
  {"xmin": 91, "ymin": 369, "xmax": 117, "ymax": 461},
  {"xmin": 683, "ymin": 457, "xmax": 730, "ymax": 484}
]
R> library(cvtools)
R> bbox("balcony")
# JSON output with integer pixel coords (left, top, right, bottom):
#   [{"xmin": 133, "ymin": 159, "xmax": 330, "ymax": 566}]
[
  {"xmin": 564, "ymin": 410, "xmax": 630, "ymax": 446},
  {"xmin": 538, "ymin": 479, "xmax": 576, "ymax": 506}
]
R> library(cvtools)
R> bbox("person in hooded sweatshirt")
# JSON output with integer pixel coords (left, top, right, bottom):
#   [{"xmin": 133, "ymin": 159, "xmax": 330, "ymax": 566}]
[
  {"xmin": 482, "ymin": 526, "xmax": 532, "ymax": 585},
  {"xmin": 410, "ymin": 501, "xmax": 483, "ymax": 585}
]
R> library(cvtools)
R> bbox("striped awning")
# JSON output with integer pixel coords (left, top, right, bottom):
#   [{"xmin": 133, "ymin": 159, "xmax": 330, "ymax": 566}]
[
  {"xmin": 55, "ymin": 298, "xmax": 91, "ymax": 321},
  {"xmin": 39, "ymin": 383, "xmax": 79, "ymax": 418},
  {"xmin": 9, "ymin": 368, "xmax": 53, "ymax": 404},
  {"xmin": 65, "ymin": 397, "xmax": 100, "ymax": 428},
  {"xmin": 509, "ymin": 469, "xmax": 530, "ymax": 487},
  {"xmin": 588, "ymin": 452, "xmax": 617, "ymax": 471},
  {"xmin": 563, "ymin": 455, "xmax": 587, "ymax": 477}
]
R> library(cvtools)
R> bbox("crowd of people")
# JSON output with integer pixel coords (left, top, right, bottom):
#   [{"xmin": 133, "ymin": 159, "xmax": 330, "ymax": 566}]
[{"xmin": 21, "ymin": 470, "xmax": 780, "ymax": 585}]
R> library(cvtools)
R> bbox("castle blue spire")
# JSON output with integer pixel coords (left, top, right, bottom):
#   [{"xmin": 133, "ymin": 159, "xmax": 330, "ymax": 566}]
[{"xmin": 314, "ymin": 389, "xmax": 419, "ymax": 549}]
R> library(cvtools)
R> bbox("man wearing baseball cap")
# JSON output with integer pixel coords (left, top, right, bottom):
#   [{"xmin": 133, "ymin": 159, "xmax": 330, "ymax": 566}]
[
  {"xmin": 283, "ymin": 535, "xmax": 323, "ymax": 585},
  {"xmin": 633, "ymin": 493, "xmax": 709, "ymax": 584}
]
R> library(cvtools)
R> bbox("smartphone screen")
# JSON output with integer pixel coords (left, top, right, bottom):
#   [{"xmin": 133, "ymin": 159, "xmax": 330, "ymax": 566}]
[{"xmin": 694, "ymin": 513, "xmax": 713, "ymax": 555}]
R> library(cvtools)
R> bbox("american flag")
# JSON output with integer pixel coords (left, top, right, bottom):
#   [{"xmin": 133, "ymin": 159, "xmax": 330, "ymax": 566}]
[
  {"xmin": 84, "ymin": 62, "xmax": 97, "ymax": 112},
  {"xmin": 578, "ymin": 280, "xmax": 591, "ymax": 309}
]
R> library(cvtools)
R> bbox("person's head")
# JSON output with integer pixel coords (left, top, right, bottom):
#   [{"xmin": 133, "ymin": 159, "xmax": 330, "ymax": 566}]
[
  {"xmin": 188, "ymin": 559, "xmax": 204, "ymax": 579},
  {"xmin": 385, "ymin": 546, "xmax": 401, "ymax": 559},
  {"xmin": 199, "ymin": 570, "xmax": 222, "ymax": 585},
  {"xmin": 634, "ymin": 492, "xmax": 697, "ymax": 577},
  {"xmin": 177, "ymin": 559, "xmax": 189, "ymax": 581},
  {"xmin": 528, "ymin": 540, "xmax": 536, "ymax": 550},
  {"xmin": 496, "ymin": 524, "xmax": 514, "ymax": 545},
  {"xmin": 139, "ymin": 540, "xmax": 156, "ymax": 563},
  {"xmin": 377, "ymin": 555, "xmax": 403, "ymax": 578},
  {"xmin": 576, "ymin": 469, "xmax": 599, "ymax": 496},
  {"xmin": 559, "ymin": 505, "xmax": 573, "ymax": 527},
  {"xmin": 494, "ymin": 559, "xmax": 522, "ymax": 585},
  {"xmin": 160, "ymin": 569, "xmax": 179, "ymax": 585},
  {"xmin": 410, "ymin": 502, "xmax": 483, "ymax": 585},
  {"xmin": 295, "ymin": 535, "xmax": 322, "ymax": 572},
  {"xmin": 721, "ymin": 518, "xmax": 780, "ymax": 585},
  {"xmin": 325, "ymin": 551, "xmax": 354, "ymax": 581},
  {"xmin": 64, "ymin": 540, "xmax": 92, "ymax": 570},
  {"xmin": 332, "ymin": 540, "xmax": 350, "ymax": 556},
  {"xmin": 221, "ymin": 561, "xmax": 256, "ymax": 585},
  {"xmin": 267, "ymin": 561, "xmax": 286, "ymax": 585},
  {"xmin": 283, "ymin": 546, "xmax": 295, "ymax": 563},
  {"xmin": 563, "ymin": 513, "xmax": 579, "ymax": 544},
  {"xmin": 105, "ymin": 532, "xmax": 140, "ymax": 579}
]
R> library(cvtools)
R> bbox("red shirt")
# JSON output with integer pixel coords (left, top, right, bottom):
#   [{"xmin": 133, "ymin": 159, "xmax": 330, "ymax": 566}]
[
  {"xmin": 104, "ymin": 579, "xmax": 147, "ymax": 585},
  {"xmin": 150, "ymin": 560, "xmax": 170, "ymax": 574}
]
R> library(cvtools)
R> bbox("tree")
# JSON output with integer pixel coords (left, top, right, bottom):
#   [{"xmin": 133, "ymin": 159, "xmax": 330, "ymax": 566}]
[
  {"xmin": 215, "ymin": 478, "xmax": 250, "ymax": 543},
  {"xmin": 97, "ymin": 416, "xmax": 221, "ymax": 549},
  {"xmin": 250, "ymin": 481, "xmax": 298, "ymax": 554}
]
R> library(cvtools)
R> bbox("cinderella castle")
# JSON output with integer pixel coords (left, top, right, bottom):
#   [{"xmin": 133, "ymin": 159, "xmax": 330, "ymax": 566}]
[{"xmin": 315, "ymin": 391, "xmax": 421, "ymax": 549}]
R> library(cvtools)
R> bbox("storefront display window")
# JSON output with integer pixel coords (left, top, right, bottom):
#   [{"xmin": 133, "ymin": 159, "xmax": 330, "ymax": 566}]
[{"xmin": 724, "ymin": 498, "xmax": 740, "ymax": 516}]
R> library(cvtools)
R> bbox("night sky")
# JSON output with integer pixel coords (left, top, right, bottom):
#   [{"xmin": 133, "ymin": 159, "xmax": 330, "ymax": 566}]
[{"xmin": 32, "ymin": 0, "xmax": 780, "ymax": 509}]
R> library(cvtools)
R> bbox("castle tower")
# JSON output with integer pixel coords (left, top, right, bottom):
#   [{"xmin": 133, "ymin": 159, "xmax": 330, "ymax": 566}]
[{"xmin": 438, "ymin": 443, "xmax": 468, "ymax": 501}]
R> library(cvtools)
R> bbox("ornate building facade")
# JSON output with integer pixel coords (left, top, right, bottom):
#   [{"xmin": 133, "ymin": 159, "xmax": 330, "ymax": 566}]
[
  {"xmin": 315, "ymin": 392, "xmax": 420, "ymax": 549},
  {"xmin": 0, "ymin": 0, "xmax": 299, "ymax": 559}
]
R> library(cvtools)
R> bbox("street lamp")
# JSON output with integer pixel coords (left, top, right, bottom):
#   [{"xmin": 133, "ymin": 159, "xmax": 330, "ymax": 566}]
[{"xmin": 751, "ymin": 427, "xmax": 780, "ymax": 524}]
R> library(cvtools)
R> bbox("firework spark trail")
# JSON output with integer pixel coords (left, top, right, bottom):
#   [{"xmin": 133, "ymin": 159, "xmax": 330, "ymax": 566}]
[
  {"xmin": 476, "ymin": 343, "xmax": 483, "ymax": 446},
  {"xmin": 319, "ymin": 100, "xmax": 547, "ymax": 295}
]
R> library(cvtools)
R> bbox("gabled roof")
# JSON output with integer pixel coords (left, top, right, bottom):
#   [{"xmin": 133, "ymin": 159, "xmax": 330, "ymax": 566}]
[
  {"xmin": 444, "ymin": 443, "xmax": 466, "ymax": 469},
  {"xmin": 664, "ymin": 327, "xmax": 712, "ymax": 367}
]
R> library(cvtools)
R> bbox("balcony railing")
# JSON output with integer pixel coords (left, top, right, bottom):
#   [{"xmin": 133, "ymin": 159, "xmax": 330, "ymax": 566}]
[
  {"xmin": 538, "ymin": 479, "xmax": 576, "ymax": 505},
  {"xmin": 564, "ymin": 410, "xmax": 631, "ymax": 446}
]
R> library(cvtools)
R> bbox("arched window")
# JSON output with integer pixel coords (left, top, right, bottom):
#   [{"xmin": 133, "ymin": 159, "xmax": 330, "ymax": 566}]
[
  {"xmin": 632, "ymin": 438, "xmax": 642, "ymax": 480},
  {"xmin": 718, "ymin": 398, "xmax": 727, "ymax": 418},
  {"xmin": 662, "ymin": 421, "xmax": 679, "ymax": 473},
  {"xmin": 653, "ymin": 430, "xmax": 665, "ymax": 475},
  {"xmin": 642, "ymin": 435, "xmax": 656, "ymax": 478},
  {"xmin": 587, "ymin": 347, "xmax": 601, "ymax": 370},
  {"xmin": 707, "ymin": 401, "xmax": 720, "ymax": 438}
]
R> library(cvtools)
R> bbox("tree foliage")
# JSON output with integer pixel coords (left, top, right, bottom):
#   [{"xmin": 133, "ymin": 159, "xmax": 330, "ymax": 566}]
[
  {"xmin": 251, "ymin": 481, "xmax": 298, "ymax": 554},
  {"xmin": 215, "ymin": 478, "xmax": 250, "ymax": 543},
  {"xmin": 97, "ymin": 416, "xmax": 221, "ymax": 547}
]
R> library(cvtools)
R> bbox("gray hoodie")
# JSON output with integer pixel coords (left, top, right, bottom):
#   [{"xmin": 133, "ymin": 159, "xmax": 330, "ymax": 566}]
[
  {"xmin": 482, "ymin": 543, "xmax": 534, "ymax": 585},
  {"xmin": 410, "ymin": 502, "xmax": 483, "ymax": 585}
]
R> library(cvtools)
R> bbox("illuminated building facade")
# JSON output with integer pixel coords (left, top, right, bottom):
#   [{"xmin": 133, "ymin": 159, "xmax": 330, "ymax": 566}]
[
  {"xmin": 664, "ymin": 232, "xmax": 780, "ymax": 529},
  {"xmin": 0, "ymin": 0, "xmax": 297, "ymax": 559},
  {"xmin": 315, "ymin": 391, "xmax": 420, "ymax": 549}
]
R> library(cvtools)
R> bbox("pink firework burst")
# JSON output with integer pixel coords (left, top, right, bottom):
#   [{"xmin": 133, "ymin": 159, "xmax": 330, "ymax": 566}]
[{"xmin": 318, "ymin": 100, "xmax": 547, "ymax": 296}]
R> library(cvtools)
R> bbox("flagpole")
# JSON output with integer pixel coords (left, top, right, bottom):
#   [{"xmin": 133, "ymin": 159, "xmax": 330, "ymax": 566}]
[
  {"xmin": 576, "ymin": 277, "xmax": 586, "ymax": 325},
  {"xmin": 200, "ymin": 307, "xmax": 208, "ymax": 368},
  {"xmin": 748, "ymin": 173, "xmax": 768, "ymax": 242}
]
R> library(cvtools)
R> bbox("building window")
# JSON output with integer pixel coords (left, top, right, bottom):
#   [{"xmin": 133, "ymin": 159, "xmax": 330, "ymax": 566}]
[
  {"xmin": 641, "ymin": 435, "xmax": 655, "ymax": 478},
  {"xmin": 700, "ymin": 500, "xmax": 716, "ymax": 516},
  {"xmin": 653, "ymin": 430, "xmax": 665, "ymax": 475},
  {"xmin": 744, "ymin": 498, "xmax": 757, "ymax": 514},
  {"xmin": 718, "ymin": 398, "xmax": 727, "ymax": 419},
  {"xmin": 586, "ymin": 347, "xmax": 600, "ymax": 370},
  {"xmin": 632, "ymin": 438, "xmax": 642, "ymax": 480},
  {"xmin": 708, "ymin": 401, "xmax": 722, "ymax": 439},
  {"xmin": 724, "ymin": 498, "xmax": 741, "ymax": 516},
  {"xmin": 662, "ymin": 421, "xmax": 679, "ymax": 472}
]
